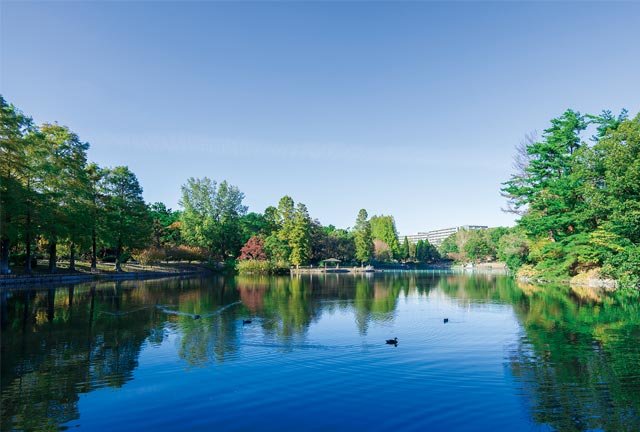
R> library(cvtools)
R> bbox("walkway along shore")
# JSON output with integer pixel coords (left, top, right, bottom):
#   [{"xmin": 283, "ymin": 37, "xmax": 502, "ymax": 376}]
[{"xmin": 0, "ymin": 265, "xmax": 212, "ymax": 288}]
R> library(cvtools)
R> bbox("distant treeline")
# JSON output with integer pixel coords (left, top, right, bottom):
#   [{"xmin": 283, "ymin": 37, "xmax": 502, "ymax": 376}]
[{"xmin": 1, "ymin": 96, "xmax": 445, "ymax": 275}]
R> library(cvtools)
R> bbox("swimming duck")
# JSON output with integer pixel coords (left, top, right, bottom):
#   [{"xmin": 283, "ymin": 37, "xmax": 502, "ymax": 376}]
[
  {"xmin": 385, "ymin": 337, "xmax": 398, "ymax": 345},
  {"xmin": 243, "ymin": 319, "xmax": 252, "ymax": 325},
  {"xmin": 443, "ymin": 318, "xmax": 449, "ymax": 323},
  {"xmin": 194, "ymin": 314, "xmax": 201, "ymax": 320}
]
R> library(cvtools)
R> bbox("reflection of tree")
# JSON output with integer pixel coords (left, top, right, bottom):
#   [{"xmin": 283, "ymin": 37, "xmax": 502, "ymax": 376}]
[
  {"xmin": 2, "ymin": 274, "xmax": 638, "ymax": 432},
  {"xmin": 506, "ymin": 283, "xmax": 640, "ymax": 431},
  {"xmin": 176, "ymin": 279, "xmax": 242, "ymax": 365},
  {"xmin": 352, "ymin": 276, "xmax": 400, "ymax": 334},
  {"xmin": 1, "ymin": 279, "xmax": 172, "ymax": 431},
  {"xmin": 260, "ymin": 276, "xmax": 321, "ymax": 341}
]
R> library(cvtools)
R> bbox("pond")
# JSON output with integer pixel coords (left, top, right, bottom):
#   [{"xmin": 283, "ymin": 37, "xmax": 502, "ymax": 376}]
[{"xmin": 1, "ymin": 272, "xmax": 639, "ymax": 431}]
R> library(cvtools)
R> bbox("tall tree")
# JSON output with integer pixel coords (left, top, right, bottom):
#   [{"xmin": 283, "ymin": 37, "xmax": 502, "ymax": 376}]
[
  {"xmin": 180, "ymin": 177, "xmax": 218, "ymax": 257},
  {"xmin": 0, "ymin": 97, "xmax": 33, "ymax": 274},
  {"xmin": 400, "ymin": 237, "xmax": 410, "ymax": 262},
  {"xmin": 502, "ymin": 110, "xmax": 588, "ymax": 241},
  {"xmin": 354, "ymin": 209, "xmax": 373, "ymax": 264},
  {"xmin": 86, "ymin": 163, "xmax": 105, "ymax": 272},
  {"xmin": 288, "ymin": 203, "xmax": 312, "ymax": 267},
  {"xmin": 149, "ymin": 202, "xmax": 181, "ymax": 248},
  {"xmin": 38, "ymin": 124, "xmax": 90, "ymax": 273},
  {"xmin": 101, "ymin": 166, "xmax": 151, "ymax": 271},
  {"xmin": 370, "ymin": 215, "xmax": 400, "ymax": 259},
  {"xmin": 179, "ymin": 177, "xmax": 247, "ymax": 260},
  {"xmin": 212, "ymin": 180, "xmax": 247, "ymax": 259}
]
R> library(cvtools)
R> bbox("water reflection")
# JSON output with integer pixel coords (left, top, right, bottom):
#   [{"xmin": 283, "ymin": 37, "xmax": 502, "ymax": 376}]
[{"xmin": 1, "ymin": 273, "xmax": 639, "ymax": 431}]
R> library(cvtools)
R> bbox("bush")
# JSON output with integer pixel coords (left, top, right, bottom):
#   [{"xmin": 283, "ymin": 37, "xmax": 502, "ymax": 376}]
[
  {"xmin": 166, "ymin": 245, "xmax": 208, "ymax": 262},
  {"xmin": 236, "ymin": 259, "xmax": 273, "ymax": 274},
  {"xmin": 134, "ymin": 247, "xmax": 167, "ymax": 265}
]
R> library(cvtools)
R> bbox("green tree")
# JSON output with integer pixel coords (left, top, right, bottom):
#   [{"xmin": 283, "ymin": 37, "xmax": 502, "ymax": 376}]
[
  {"xmin": 354, "ymin": 209, "xmax": 373, "ymax": 264},
  {"xmin": 502, "ymin": 109, "xmax": 588, "ymax": 242},
  {"xmin": 101, "ymin": 166, "xmax": 151, "ymax": 271},
  {"xmin": 179, "ymin": 178, "xmax": 247, "ymax": 260},
  {"xmin": 370, "ymin": 215, "xmax": 400, "ymax": 259},
  {"xmin": 180, "ymin": 177, "xmax": 218, "ymax": 256},
  {"xmin": 289, "ymin": 203, "xmax": 312, "ymax": 267},
  {"xmin": 400, "ymin": 236, "xmax": 410, "ymax": 262},
  {"xmin": 86, "ymin": 163, "xmax": 105, "ymax": 272},
  {"xmin": 0, "ymin": 96, "xmax": 34, "ymax": 274},
  {"xmin": 149, "ymin": 202, "xmax": 181, "ymax": 248},
  {"xmin": 38, "ymin": 124, "xmax": 90, "ymax": 273}
]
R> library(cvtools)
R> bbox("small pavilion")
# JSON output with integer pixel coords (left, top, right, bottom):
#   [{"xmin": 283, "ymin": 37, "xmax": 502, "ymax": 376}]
[{"xmin": 320, "ymin": 258, "xmax": 341, "ymax": 269}]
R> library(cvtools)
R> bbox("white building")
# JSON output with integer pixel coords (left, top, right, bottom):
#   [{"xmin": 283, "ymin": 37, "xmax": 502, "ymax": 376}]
[{"xmin": 400, "ymin": 225, "xmax": 488, "ymax": 247}]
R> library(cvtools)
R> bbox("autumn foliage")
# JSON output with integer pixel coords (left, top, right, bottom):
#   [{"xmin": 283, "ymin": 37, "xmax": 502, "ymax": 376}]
[{"xmin": 239, "ymin": 236, "xmax": 267, "ymax": 261}]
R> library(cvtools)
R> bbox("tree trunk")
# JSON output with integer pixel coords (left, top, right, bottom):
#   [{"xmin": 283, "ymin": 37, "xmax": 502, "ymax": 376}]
[
  {"xmin": 69, "ymin": 242, "xmax": 76, "ymax": 271},
  {"xmin": 91, "ymin": 227, "xmax": 97, "ymax": 272},
  {"xmin": 115, "ymin": 239, "xmax": 122, "ymax": 272},
  {"xmin": 48, "ymin": 241, "xmax": 57, "ymax": 274},
  {"xmin": 0, "ymin": 237, "xmax": 10, "ymax": 275},
  {"xmin": 25, "ymin": 210, "xmax": 32, "ymax": 274}
]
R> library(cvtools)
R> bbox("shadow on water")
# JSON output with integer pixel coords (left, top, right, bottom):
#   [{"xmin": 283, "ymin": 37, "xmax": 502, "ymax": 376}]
[{"xmin": 1, "ymin": 273, "xmax": 639, "ymax": 431}]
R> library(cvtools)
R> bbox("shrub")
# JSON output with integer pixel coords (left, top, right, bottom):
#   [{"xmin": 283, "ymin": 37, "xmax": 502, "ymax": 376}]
[
  {"xmin": 134, "ymin": 247, "xmax": 167, "ymax": 265},
  {"xmin": 236, "ymin": 259, "xmax": 273, "ymax": 274},
  {"xmin": 166, "ymin": 245, "xmax": 208, "ymax": 262}
]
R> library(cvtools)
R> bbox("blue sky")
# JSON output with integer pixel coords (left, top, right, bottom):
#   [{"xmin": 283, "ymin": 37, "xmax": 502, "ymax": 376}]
[{"xmin": 1, "ymin": 1, "xmax": 638, "ymax": 234}]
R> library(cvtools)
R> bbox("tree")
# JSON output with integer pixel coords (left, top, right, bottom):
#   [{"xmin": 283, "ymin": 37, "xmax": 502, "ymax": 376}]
[
  {"xmin": 211, "ymin": 180, "xmax": 247, "ymax": 259},
  {"xmin": 276, "ymin": 196, "xmax": 295, "ymax": 244},
  {"xmin": 86, "ymin": 163, "xmax": 105, "ymax": 272},
  {"xmin": 0, "ymin": 96, "xmax": 33, "ymax": 274},
  {"xmin": 502, "ymin": 109, "xmax": 588, "ymax": 242},
  {"xmin": 180, "ymin": 177, "xmax": 218, "ymax": 256},
  {"xmin": 400, "ymin": 237, "xmax": 410, "ymax": 262},
  {"xmin": 38, "ymin": 124, "xmax": 90, "ymax": 273},
  {"xmin": 179, "ymin": 178, "xmax": 247, "ymax": 260},
  {"xmin": 239, "ymin": 236, "xmax": 267, "ymax": 260},
  {"xmin": 464, "ymin": 232, "xmax": 493, "ymax": 262},
  {"xmin": 373, "ymin": 239, "xmax": 391, "ymax": 261},
  {"xmin": 354, "ymin": 209, "xmax": 373, "ymax": 264},
  {"xmin": 370, "ymin": 215, "xmax": 400, "ymax": 259},
  {"xmin": 149, "ymin": 202, "xmax": 181, "ymax": 248},
  {"xmin": 101, "ymin": 166, "xmax": 151, "ymax": 271},
  {"xmin": 289, "ymin": 203, "xmax": 312, "ymax": 267}
]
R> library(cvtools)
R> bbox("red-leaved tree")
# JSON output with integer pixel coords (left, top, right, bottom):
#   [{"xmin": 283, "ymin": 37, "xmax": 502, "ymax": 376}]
[{"xmin": 239, "ymin": 236, "xmax": 267, "ymax": 260}]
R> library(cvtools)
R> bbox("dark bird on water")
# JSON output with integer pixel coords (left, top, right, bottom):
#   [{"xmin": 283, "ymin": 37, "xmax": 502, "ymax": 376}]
[
  {"xmin": 443, "ymin": 318, "xmax": 449, "ymax": 323},
  {"xmin": 243, "ymin": 319, "xmax": 252, "ymax": 325},
  {"xmin": 386, "ymin": 337, "xmax": 398, "ymax": 345},
  {"xmin": 194, "ymin": 315, "xmax": 201, "ymax": 320}
]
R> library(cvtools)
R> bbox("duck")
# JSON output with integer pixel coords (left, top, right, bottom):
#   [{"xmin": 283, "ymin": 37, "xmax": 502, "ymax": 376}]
[
  {"xmin": 443, "ymin": 318, "xmax": 449, "ymax": 323},
  {"xmin": 385, "ymin": 337, "xmax": 398, "ymax": 345},
  {"xmin": 243, "ymin": 319, "xmax": 252, "ymax": 325},
  {"xmin": 194, "ymin": 314, "xmax": 201, "ymax": 320}
]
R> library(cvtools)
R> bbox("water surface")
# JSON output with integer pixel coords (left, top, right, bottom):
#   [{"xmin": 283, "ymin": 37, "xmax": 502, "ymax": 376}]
[{"xmin": 2, "ymin": 272, "xmax": 639, "ymax": 431}]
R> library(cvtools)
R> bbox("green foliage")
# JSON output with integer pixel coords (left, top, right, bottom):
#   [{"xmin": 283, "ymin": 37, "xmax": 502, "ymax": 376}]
[
  {"xmin": 415, "ymin": 239, "xmax": 439, "ymax": 263},
  {"xmin": 370, "ymin": 215, "xmax": 400, "ymax": 259},
  {"xmin": 179, "ymin": 177, "xmax": 247, "ymax": 260},
  {"xmin": 288, "ymin": 203, "xmax": 312, "ymax": 266},
  {"xmin": 101, "ymin": 166, "xmax": 152, "ymax": 270},
  {"xmin": 400, "ymin": 237, "xmax": 410, "ymax": 262},
  {"xmin": 149, "ymin": 202, "xmax": 181, "ymax": 247},
  {"xmin": 236, "ymin": 259, "xmax": 276, "ymax": 274},
  {"xmin": 497, "ymin": 229, "xmax": 529, "ymax": 271},
  {"xmin": 502, "ymin": 109, "xmax": 640, "ymax": 289},
  {"xmin": 353, "ymin": 209, "xmax": 373, "ymax": 264}
]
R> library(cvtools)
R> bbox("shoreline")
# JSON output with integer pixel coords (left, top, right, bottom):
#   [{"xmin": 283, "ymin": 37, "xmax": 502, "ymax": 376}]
[{"xmin": 0, "ymin": 267, "xmax": 212, "ymax": 288}]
